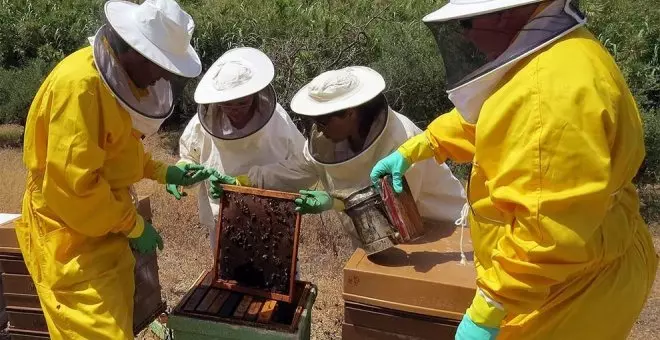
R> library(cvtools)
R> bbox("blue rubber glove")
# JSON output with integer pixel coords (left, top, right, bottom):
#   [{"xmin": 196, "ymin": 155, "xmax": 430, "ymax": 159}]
[
  {"xmin": 294, "ymin": 190, "xmax": 334, "ymax": 214},
  {"xmin": 165, "ymin": 184, "xmax": 187, "ymax": 200},
  {"xmin": 129, "ymin": 220, "xmax": 164, "ymax": 254},
  {"xmin": 455, "ymin": 314, "xmax": 500, "ymax": 340},
  {"xmin": 369, "ymin": 150, "xmax": 411, "ymax": 194}
]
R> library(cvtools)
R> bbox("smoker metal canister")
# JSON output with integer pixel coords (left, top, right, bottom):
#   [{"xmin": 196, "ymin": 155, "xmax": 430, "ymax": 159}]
[{"xmin": 343, "ymin": 185, "xmax": 402, "ymax": 255}]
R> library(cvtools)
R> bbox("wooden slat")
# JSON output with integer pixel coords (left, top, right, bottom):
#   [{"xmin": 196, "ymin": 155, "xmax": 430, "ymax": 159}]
[
  {"xmin": 232, "ymin": 295, "xmax": 253, "ymax": 319},
  {"xmin": 206, "ymin": 291, "xmax": 230, "ymax": 315},
  {"xmin": 344, "ymin": 302, "xmax": 458, "ymax": 339},
  {"xmin": 258, "ymin": 300, "xmax": 277, "ymax": 323},
  {"xmin": 217, "ymin": 292, "xmax": 242, "ymax": 318},
  {"xmin": 7, "ymin": 328, "xmax": 50, "ymax": 340},
  {"xmin": 183, "ymin": 286, "xmax": 209, "ymax": 313},
  {"xmin": 195, "ymin": 289, "xmax": 220, "ymax": 313},
  {"xmin": 218, "ymin": 184, "xmax": 300, "ymax": 200},
  {"xmin": 343, "ymin": 322, "xmax": 420, "ymax": 340},
  {"xmin": 6, "ymin": 308, "xmax": 48, "ymax": 332},
  {"xmin": 245, "ymin": 299, "xmax": 264, "ymax": 321},
  {"xmin": 4, "ymin": 294, "xmax": 40, "ymax": 310},
  {"xmin": 289, "ymin": 283, "xmax": 311, "ymax": 330},
  {"xmin": 0, "ymin": 256, "xmax": 28, "ymax": 275},
  {"xmin": 2, "ymin": 274, "xmax": 37, "ymax": 296}
]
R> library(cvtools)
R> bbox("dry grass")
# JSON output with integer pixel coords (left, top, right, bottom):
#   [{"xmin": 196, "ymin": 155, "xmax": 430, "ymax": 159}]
[
  {"xmin": 1, "ymin": 129, "xmax": 658, "ymax": 339},
  {"xmin": 0, "ymin": 125, "xmax": 23, "ymax": 148}
]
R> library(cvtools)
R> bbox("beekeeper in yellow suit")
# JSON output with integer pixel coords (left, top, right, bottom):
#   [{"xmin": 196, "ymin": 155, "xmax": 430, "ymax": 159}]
[
  {"xmin": 17, "ymin": 0, "xmax": 210, "ymax": 339},
  {"xmin": 371, "ymin": 0, "xmax": 658, "ymax": 339}
]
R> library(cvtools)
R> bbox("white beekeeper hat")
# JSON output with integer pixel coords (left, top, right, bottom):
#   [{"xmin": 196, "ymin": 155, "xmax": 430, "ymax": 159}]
[
  {"xmin": 104, "ymin": 0, "xmax": 202, "ymax": 78},
  {"xmin": 290, "ymin": 66, "xmax": 386, "ymax": 117},
  {"xmin": 194, "ymin": 47, "xmax": 275, "ymax": 104},
  {"xmin": 422, "ymin": 0, "xmax": 546, "ymax": 22}
]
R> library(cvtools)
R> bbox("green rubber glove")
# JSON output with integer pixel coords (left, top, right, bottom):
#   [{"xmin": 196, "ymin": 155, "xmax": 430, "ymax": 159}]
[
  {"xmin": 369, "ymin": 150, "xmax": 411, "ymax": 194},
  {"xmin": 165, "ymin": 163, "xmax": 212, "ymax": 186},
  {"xmin": 294, "ymin": 190, "xmax": 334, "ymax": 214},
  {"xmin": 165, "ymin": 184, "xmax": 187, "ymax": 200},
  {"xmin": 129, "ymin": 220, "xmax": 164, "ymax": 254},
  {"xmin": 208, "ymin": 171, "xmax": 238, "ymax": 200}
]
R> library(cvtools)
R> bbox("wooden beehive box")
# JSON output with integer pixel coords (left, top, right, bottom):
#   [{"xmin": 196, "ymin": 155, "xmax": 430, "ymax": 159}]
[
  {"xmin": 211, "ymin": 185, "xmax": 302, "ymax": 304},
  {"xmin": 343, "ymin": 220, "xmax": 477, "ymax": 339},
  {"xmin": 0, "ymin": 214, "xmax": 21, "ymax": 330}
]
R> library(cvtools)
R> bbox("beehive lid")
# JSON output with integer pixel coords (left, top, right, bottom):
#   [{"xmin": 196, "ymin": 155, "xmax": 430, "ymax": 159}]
[
  {"xmin": 343, "ymin": 220, "xmax": 477, "ymax": 320},
  {"xmin": 0, "ymin": 214, "xmax": 21, "ymax": 254},
  {"xmin": 212, "ymin": 185, "xmax": 301, "ymax": 303}
]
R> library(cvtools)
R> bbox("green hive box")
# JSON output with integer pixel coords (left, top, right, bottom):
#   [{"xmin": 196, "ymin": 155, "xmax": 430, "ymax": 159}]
[{"xmin": 168, "ymin": 271, "xmax": 317, "ymax": 340}]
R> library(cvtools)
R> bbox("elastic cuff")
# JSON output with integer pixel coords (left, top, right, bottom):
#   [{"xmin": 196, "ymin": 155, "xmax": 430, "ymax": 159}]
[
  {"xmin": 127, "ymin": 215, "xmax": 145, "ymax": 239},
  {"xmin": 332, "ymin": 198, "xmax": 345, "ymax": 211},
  {"xmin": 466, "ymin": 289, "xmax": 507, "ymax": 328},
  {"xmin": 397, "ymin": 133, "xmax": 435, "ymax": 164},
  {"xmin": 154, "ymin": 163, "xmax": 169, "ymax": 184},
  {"xmin": 235, "ymin": 175, "xmax": 252, "ymax": 186}
]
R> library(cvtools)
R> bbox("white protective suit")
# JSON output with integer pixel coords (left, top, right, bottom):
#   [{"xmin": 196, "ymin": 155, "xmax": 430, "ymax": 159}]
[
  {"xmin": 178, "ymin": 103, "xmax": 306, "ymax": 243},
  {"xmin": 248, "ymin": 107, "xmax": 467, "ymax": 244}
]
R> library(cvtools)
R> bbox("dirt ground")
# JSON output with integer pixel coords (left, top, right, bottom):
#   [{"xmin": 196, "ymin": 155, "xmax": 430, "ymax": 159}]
[{"xmin": 1, "ymin": 132, "xmax": 659, "ymax": 339}]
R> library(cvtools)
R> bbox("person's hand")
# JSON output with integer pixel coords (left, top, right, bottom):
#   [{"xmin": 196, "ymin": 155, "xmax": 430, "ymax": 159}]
[
  {"xmin": 129, "ymin": 220, "xmax": 164, "ymax": 254},
  {"xmin": 208, "ymin": 171, "xmax": 238, "ymax": 199},
  {"xmin": 369, "ymin": 150, "xmax": 411, "ymax": 194},
  {"xmin": 165, "ymin": 163, "xmax": 212, "ymax": 186},
  {"xmin": 455, "ymin": 314, "xmax": 500, "ymax": 340},
  {"xmin": 165, "ymin": 184, "xmax": 187, "ymax": 200},
  {"xmin": 294, "ymin": 190, "xmax": 334, "ymax": 214}
]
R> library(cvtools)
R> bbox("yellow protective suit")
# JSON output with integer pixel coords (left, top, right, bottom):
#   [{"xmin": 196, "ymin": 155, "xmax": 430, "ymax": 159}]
[
  {"xmin": 17, "ymin": 46, "xmax": 168, "ymax": 340},
  {"xmin": 400, "ymin": 27, "xmax": 658, "ymax": 339}
]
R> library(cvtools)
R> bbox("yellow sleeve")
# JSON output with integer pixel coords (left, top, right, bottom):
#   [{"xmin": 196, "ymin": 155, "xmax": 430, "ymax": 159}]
[
  {"xmin": 396, "ymin": 109, "xmax": 476, "ymax": 165},
  {"xmin": 42, "ymin": 81, "xmax": 138, "ymax": 237},
  {"xmin": 424, "ymin": 109, "xmax": 476, "ymax": 164},
  {"xmin": 143, "ymin": 151, "xmax": 168, "ymax": 184}
]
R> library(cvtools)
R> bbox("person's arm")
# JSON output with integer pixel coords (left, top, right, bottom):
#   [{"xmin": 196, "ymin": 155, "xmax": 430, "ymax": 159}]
[
  {"xmin": 164, "ymin": 116, "xmax": 207, "ymax": 199},
  {"xmin": 401, "ymin": 108, "xmax": 476, "ymax": 165},
  {"xmin": 143, "ymin": 151, "xmax": 168, "ymax": 184},
  {"xmin": 371, "ymin": 109, "xmax": 475, "ymax": 193},
  {"xmin": 177, "ymin": 115, "xmax": 204, "ymax": 166},
  {"xmin": 244, "ymin": 110, "xmax": 319, "ymax": 191},
  {"xmin": 247, "ymin": 149, "xmax": 319, "ymax": 192},
  {"xmin": 42, "ymin": 81, "xmax": 142, "ymax": 237}
]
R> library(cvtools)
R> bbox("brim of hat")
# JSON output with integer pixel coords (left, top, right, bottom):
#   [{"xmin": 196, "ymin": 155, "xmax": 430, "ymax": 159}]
[
  {"xmin": 423, "ymin": 0, "xmax": 543, "ymax": 22},
  {"xmin": 290, "ymin": 66, "xmax": 386, "ymax": 117},
  {"xmin": 194, "ymin": 47, "xmax": 275, "ymax": 104},
  {"xmin": 105, "ymin": 0, "xmax": 202, "ymax": 78}
]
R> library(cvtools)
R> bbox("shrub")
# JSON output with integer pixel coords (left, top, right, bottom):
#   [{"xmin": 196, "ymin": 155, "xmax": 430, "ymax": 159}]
[
  {"xmin": 0, "ymin": 0, "xmax": 657, "ymax": 185},
  {"xmin": 0, "ymin": 58, "xmax": 53, "ymax": 124}
]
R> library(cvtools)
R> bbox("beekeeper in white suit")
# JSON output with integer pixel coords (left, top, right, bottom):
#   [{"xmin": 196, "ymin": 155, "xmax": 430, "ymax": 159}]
[
  {"xmin": 209, "ymin": 66, "xmax": 467, "ymax": 247},
  {"xmin": 167, "ymin": 47, "xmax": 306, "ymax": 248}
]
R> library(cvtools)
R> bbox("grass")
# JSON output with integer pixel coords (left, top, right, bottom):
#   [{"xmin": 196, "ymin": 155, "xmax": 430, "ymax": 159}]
[
  {"xmin": 1, "ymin": 129, "xmax": 658, "ymax": 339},
  {"xmin": 0, "ymin": 125, "xmax": 23, "ymax": 148}
]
